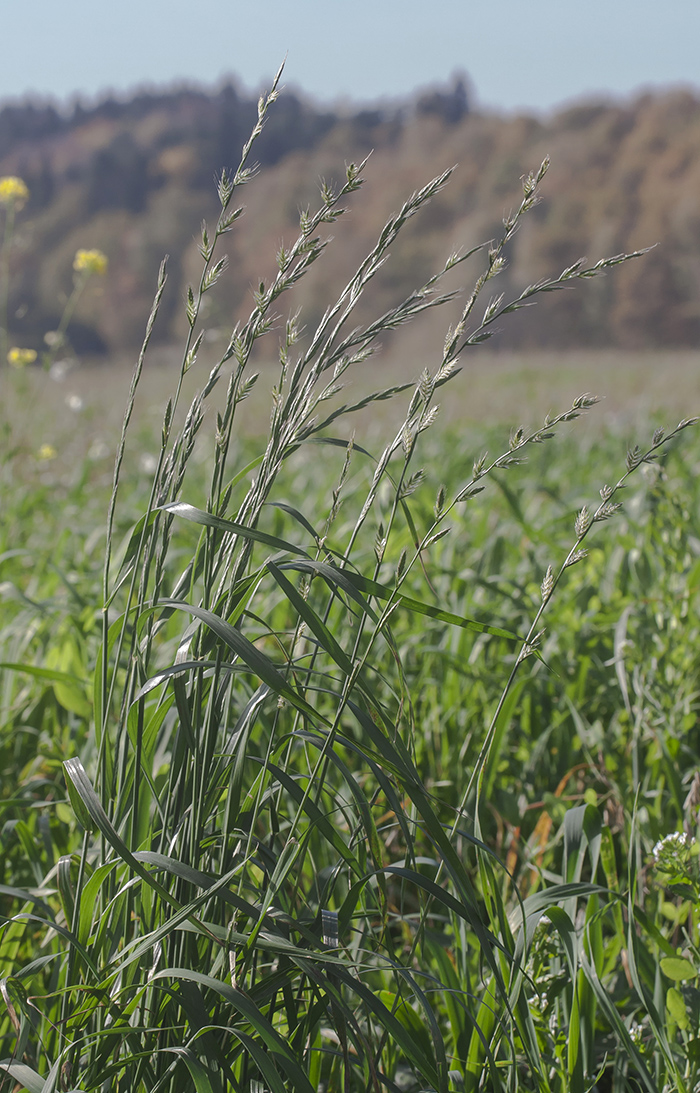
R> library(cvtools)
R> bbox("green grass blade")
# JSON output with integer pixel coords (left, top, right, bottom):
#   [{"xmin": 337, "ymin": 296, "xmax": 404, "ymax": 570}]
[
  {"xmin": 159, "ymin": 600, "xmax": 330, "ymax": 724},
  {"xmin": 150, "ymin": 969, "xmax": 316, "ymax": 1093},
  {"xmin": 161, "ymin": 501, "xmax": 312, "ymax": 557},
  {"xmin": 278, "ymin": 559, "xmax": 520, "ymax": 638}
]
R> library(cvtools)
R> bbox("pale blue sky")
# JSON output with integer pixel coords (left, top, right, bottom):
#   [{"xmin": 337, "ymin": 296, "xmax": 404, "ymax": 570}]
[{"xmin": 3, "ymin": 0, "xmax": 699, "ymax": 113}]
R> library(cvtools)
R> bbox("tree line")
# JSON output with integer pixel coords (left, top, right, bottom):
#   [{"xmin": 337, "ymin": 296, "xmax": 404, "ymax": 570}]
[{"xmin": 1, "ymin": 76, "xmax": 698, "ymax": 357}]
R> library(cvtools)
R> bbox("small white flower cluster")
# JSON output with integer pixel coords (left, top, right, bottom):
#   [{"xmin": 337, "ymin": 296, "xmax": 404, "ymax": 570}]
[
  {"xmin": 526, "ymin": 991, "xmax": 548, "ymax": 1013},
  {"xmin": 652, "ymin": 831, "xmax": 689, "ymax": 862},
  {"xmin": 629, "ymin": 1022, "xmax": 644, "ymax": 1046}
]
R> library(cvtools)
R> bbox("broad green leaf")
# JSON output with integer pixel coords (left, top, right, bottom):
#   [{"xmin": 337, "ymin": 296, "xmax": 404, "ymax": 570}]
[
  {"xmin": 666, "ymin": 987, "xmax": 688, "ymax": 1029},
  {"xmin": 0, "ymin": 911, "xmax": 98, "ymax": 978},
  {"xmin": 78, "ymin": 860, "xmax": 120, "ymax": 947},
  {"xmin": 111, "ymin": 509, "xmax": 158, "ymax": 580},
  {"xmin": 223, "ymin": 452, "xmax": 265, "ymax": 491},
  {"xmin": 38, "ymin": 1060, "xmax": 60, "ymax": 1093},
  {"xmin": 0, "ymin": 887, "xmax": 54, "ymax": 917},
  {"xmin": 517, "ymin": 883, "xmax": 605, "ymax": 922},
  {"xmin": 227, "ymin": 1029, "xmax": 291, "ymax": 1093},
  {"xmin": 660, "ymin": 956, "xmax": 696, "ymax": 981},
  {"xmin": 63, "ymin": 769, "xmax": 97, "ymax": 833},
  {"xmin": 243, "ymin": 836, "xmax": 303, "ymax": 955}
]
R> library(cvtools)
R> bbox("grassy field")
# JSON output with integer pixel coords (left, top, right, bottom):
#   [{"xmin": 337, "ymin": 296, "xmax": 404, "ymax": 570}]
[
  {"xmin": 3, "ymin": 96, "xmax": 700, "ymax": 1092},
  {"xmin": 6, "ymin": 347, "xmax": 700, "ymax": 455},
  {"xmin": 3, "ymin": 349, "xmax": 700, "ymax": 1091}
]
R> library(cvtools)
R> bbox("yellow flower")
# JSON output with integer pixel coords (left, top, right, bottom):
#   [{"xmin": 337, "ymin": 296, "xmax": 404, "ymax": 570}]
[
  {"xmin": 37, "ymin": 443, "xmax": 57, "ymax": 461},
  {"xmin": 7, "ymin": 346, "xmax": 37, "ymax": 368},
  {"xmin": 73, "ymin": 248, "xmax": 108, "ymax": 276},
  {"xmin": 0, "ymin": 176, "xmax": 29, "ymax": 210}
]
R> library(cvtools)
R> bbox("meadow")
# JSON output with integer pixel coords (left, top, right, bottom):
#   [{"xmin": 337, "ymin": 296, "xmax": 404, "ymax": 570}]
[{"xmin": 2, "ymin": 77, "xmax": 700, "ymax": 1093}]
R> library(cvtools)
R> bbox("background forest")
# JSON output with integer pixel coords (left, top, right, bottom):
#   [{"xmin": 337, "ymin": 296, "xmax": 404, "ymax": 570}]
[{"xmin": 2, "ymin": 76, "xmax": 700, "ymax": 360}]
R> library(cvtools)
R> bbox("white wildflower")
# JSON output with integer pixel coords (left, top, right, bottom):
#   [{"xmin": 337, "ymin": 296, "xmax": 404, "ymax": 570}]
[{"xmin": 652, "ymin": 831, "xmax": 688, "ymax": 862}]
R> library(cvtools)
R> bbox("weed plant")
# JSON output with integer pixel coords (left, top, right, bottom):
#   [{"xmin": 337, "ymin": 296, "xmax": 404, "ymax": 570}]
[
  {"xmin": 2, "ymin": 69, "xmax": 700, "ymax": 1093},
  {"xmin": 0, "ymin": 170, "xmax": 108, "ymax": 375}
]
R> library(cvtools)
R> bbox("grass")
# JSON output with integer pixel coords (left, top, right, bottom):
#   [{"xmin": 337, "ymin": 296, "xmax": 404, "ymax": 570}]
[
  {"xmin": 2, "ymin": 69, "xmax": 700, "ymax": 1093},
  {"xmin": 5, "ymin": 348, "xmax": 700, "ymax": 470}
]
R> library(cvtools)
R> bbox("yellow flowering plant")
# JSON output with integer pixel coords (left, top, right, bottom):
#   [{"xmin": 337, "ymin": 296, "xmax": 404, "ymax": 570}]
[
  {"xmin": 1, "ymin": 172, "xmax": 109, "ymax": 371},
  {"xmin": 0, "ymin": 176, "xmax": 30, "ymax": 364},
  {"xmin": 73, "ymin": 249, "xmax": 108, "ymax": 276},
  {"xmin": 41, "ymin": 248, "xmax": 109, "ymax": 368},
  {"xmin": 0, "ymin": 176, "xmax": 29, "ymax": 210},
  {"xmin": 7, "ymin": 346, "xmax": 37, "ymax": 368}
]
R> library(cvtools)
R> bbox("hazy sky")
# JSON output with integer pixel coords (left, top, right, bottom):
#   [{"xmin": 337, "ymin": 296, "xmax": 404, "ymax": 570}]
[{"xmin": 3, "ymin": 0, "xmax": 699, "ymax": 113}]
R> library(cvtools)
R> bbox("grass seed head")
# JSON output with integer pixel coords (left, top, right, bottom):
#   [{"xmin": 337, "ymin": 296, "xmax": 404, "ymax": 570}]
[{"xmin": 575, "ymin": 506, "xmax": 591, "ymax": 538}]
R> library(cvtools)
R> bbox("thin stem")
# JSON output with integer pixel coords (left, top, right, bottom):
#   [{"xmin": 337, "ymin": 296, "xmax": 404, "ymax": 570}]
[{"xmin": 0, "ymin": 202, "xmax": 16, "ymax": 367}]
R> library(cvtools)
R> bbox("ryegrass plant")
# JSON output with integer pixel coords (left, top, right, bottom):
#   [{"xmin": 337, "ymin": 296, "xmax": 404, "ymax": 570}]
[{"xmin": 2, "ymin": 69, "xmax": 700, "ymax": 1093}]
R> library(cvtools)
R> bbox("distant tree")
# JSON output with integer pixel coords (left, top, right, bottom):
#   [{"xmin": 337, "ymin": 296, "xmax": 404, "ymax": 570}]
[
  {"xmin": 253, "ymin": 93, "xmax": 336, "ymax": 165},
  {"xmin": 416, "ymin": 75, "xmax": 470, "ymax": 124},
  {"xmin": 2, "ymin": 78, "xmax": 700, "ymax": 354},
  {"xmin": 212, "ymin": 83, "xmax": 255, "ymax": 174},
  {"xmin": 0, "ymin": 102, "xmax": 63, "ymax": 159},
  {"xmin": 86, "ymin": 133, "xmax": 150, "ymax": 213},
  {"xmin": 22, "ymin": 158, "xmax": 55, "ymax": 210}
]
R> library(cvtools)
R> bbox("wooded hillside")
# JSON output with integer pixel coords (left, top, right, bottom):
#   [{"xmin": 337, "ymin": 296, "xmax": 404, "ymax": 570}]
[{"xmin": 2, "ymin": 78, "xmax": 699, "ymax": 357}]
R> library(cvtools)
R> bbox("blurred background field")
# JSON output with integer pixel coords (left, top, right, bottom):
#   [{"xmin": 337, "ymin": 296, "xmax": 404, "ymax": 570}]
[{"xmin": 5, "ymin": 348, "xmax": 699, "ymax": 470}]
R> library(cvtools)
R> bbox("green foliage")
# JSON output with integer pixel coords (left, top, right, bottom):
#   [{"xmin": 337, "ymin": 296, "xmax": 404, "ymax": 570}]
[{"xmin": 3, "ymin": 72, "xmax": 700, "ymax": 1093}]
